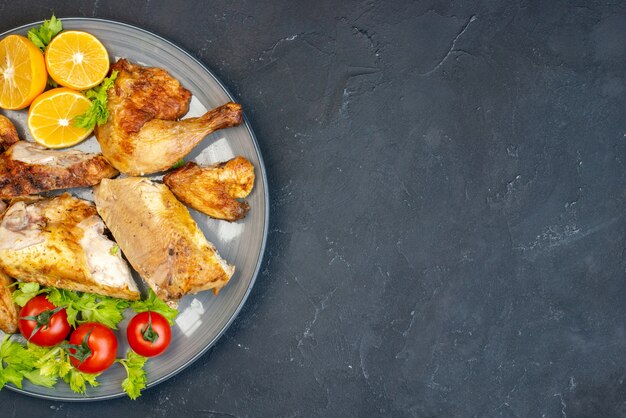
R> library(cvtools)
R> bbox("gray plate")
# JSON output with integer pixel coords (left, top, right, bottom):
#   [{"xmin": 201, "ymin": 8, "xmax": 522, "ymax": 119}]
[{"xmin": 0, "ymin": 18, "xmax": 268, "ymax": 401}]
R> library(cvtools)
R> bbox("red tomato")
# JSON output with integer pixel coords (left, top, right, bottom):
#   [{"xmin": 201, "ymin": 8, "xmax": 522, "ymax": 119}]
[
  {"xmin": 18, "ymin": 295, "xmax": 70, "ymax": 347},
  {"xmin": 126, "ymin": 311, "xmax": 171, "ymax": 357},
  {"xmin": 68, "ymin": 323, "xmax": 118, "ymax": 373}
]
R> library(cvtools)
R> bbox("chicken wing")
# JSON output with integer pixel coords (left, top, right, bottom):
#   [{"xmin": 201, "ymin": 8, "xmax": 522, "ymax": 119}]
[
  {"xmin": 0, "ymin": 194, "xmax": 139, "ymax": 300},
  {"xmin": 0, "ymin": 115, "xmax": 19, "ymax": 153},
  {"xmin": 163, "ymin": 157, "xmax": 255, "ymax": 221},
  {"xmin": 0, "ymin": 269, "xmax": 18, "ymax": 334},
  {"xmin": 94, "ymin": 177, "xmax": 235, "ymax": 302},
  {"xmin": 0, "ymin": 141, "xmax": 118, "ymax": 199},
  {"xmin": 95, "ymin": 59, "xmax": 243, "ymax": 175}
]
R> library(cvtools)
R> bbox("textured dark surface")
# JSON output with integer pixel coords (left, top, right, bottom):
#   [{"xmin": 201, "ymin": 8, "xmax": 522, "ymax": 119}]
[{"xmin": 0, "ymin": 0, "xmax": 625, "ymax": 416}]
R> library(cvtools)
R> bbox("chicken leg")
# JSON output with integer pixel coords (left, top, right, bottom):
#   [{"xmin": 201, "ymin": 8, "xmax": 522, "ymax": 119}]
[{"xmin": 95, "ymin": 59, "xmax": 243, "ymax": 175}]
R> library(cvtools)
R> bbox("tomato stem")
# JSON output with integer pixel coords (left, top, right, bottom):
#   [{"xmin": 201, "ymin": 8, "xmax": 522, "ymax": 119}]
[
  {"xmin": 20, "ymin": 305, "xmax": 64, "ymax": 340},
  {"xmin": 140, "ymin": 313, "xmax": 159, "ymax": 344},
  {"xmin": 64, "ymin": 329, "xmax": 93, "ymax": 366}
]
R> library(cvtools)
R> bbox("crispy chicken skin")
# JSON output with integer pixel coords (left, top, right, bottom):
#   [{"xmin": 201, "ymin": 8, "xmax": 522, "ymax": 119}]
[
  {"xmin": 0, "ymin": 269, "xmax": 18, "ymax": 334},
  {"xmin": 164, "ymin": 157, "xmax": 255, "ymax": 222},
  {"xmin": 0, "ymin": 194, "xmax": 139, "ymax": 300},
  {"xmin": 95, "ymin": 59, "xmax": 243, "ymax": 175},
  {"xmin": 94, "ymin": 177, "xmax": 235, "ymax": 302},
  {"xmin": 0, "ymin": 115, "xmax": 19, "ymax": 153},
  {"xmin": 0, "ymin": 142, "xmax": 118, "ymax": 199}
]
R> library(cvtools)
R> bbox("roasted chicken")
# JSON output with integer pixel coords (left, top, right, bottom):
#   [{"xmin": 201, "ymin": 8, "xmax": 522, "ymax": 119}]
[
  {"xmin": 95, "ymin": 59, "xmax": 243, "ymax": 175},
  {"xmin": 164, "ymin": 157, "xmax": 255, "ymax": 221},
  {"xmin": 0, "ymin": 115, "xmax": 19, "ymax": 153},
  {"xmin": 0, "ymin": 141, "xmax": 118, "ymax": 199},
  {"xmin": 0, "ymin": 194, "xmax": 139, "ymax": 300},
  {"xmin": 0, "ymin": 269, "xmax": 18, "ymax": 334},
  {"xmin": 94, "ymin": 177, "xmax": 235, "ymax": 302}
]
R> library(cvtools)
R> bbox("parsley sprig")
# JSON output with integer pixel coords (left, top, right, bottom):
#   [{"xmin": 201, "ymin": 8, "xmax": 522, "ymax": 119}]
[
  {"xmin": 27, "ymin": 14, "xmax": 62, "ymax": 51},
  {"xmin": 33, "ymin": 345, "xmax": 100, "ymax": 394},
  {"xmin": 117, "ymin": 351, "xmax": 148, "ymax": 400},
  {"xmin": 74, "ymin": 71, "xmax": 118, "ymax": 130},
  {"xmin": 130, "ymin": 289, "xmax": 179, "ymax": 325},
  {"xmin": 0, "ymin": 337, "xmax": 56, "ymax": 389}
]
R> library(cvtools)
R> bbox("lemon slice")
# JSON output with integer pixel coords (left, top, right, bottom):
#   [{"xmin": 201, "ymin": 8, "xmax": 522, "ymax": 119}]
[
  {"xmin": 0, "ymin": 34, "xmax": 47, "ymax": 110},
  {"xmin": 28, "ymin": 87, "xmax": 93, "ymax": 148},
  {"xmin": 45, "ymin": 31, "xmax": 110, "ymax": 90}
]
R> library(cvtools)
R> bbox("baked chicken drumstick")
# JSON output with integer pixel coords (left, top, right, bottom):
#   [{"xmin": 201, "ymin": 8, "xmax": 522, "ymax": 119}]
[{"xmin": 95, "ymin": 59, "xmax": 243, "ymax": 175}]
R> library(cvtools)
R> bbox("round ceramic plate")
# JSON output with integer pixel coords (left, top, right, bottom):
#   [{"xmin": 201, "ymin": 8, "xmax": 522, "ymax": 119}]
[{"xmin": 0, "ymin": 18, "xmax": 268, "ymax": 400}]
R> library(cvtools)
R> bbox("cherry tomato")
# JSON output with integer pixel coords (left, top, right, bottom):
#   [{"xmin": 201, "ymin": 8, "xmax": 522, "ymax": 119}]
[
  {"xmin": 68, "ymin": 323, "xmax": 118, "ymax": 373},
  {"xmin": 126, "ymin": 311, "xmax": 171, "ymax": 357},
  {"xmin": 18, "ymin": 295, "xmax": 70, "ymax": 347}
]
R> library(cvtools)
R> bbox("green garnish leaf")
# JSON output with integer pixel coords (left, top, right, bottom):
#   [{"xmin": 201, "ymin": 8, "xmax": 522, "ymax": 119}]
[
  {"xmin": 29, "ymin": 345, "xmax": 100, "ymax": 394},
  {"xmin": 47, "ymin": 76, "xmax": 59, "ymax": 88},
  {"xmin": 45, "ymin": 287, "xmax": 80, "ymax": 327},
  {"xmin": 110, "ymin": 244, "xmax": 120, "ymax": 256},
  {"xmin": 117, "ymin": 351, "xmax": 147, "ymax": 400},
  {"xmin": 0, "ymin": 365, "xmax": 25, "ymax": 389},
  {"xmin": 62, "ymin": 367, "xmax": 100, "ymax": 394},
  {"xmin": 27, "ymin": 14, "xmax": 63, "ymax": 51},
  {"xmin": 74, "ymin": 70, "xmax": 118, "ymax": 130},
  {"xmin": 171, "ymin": 159, "xmax": 185, "ymax": 169},
  {"xmin": 78, "ymin": 295, "xmax": 129, "ymax": 329},
  {"xmin": 131, "ymin": 289, "xmax": 178, "ymax": 325},
  {"xmin": 47, "ymin": 288, "xmax": 129, "ymax": 329},
  {"xmin": 12, "ymin": 282, "xmax": 45, "ymax": 307},
  {"xmin": 23, "ymin": 369, "xmax": 57, "ymax": 388},
  {"xmin": 0, "ymin": 336, "xmax": 45, "ymax": 389}
]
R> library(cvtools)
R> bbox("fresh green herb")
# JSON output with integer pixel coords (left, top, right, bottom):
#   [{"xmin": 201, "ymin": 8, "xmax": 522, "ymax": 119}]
[
  {"xmin": 45, "ymin": 288, "xmax": 80, "ymax": 327},
  {"xmin": 171, "ymin": 159, "xmax": 185, "ymax": 169},
  {"xmin": 131, "ymin": 289, "xmax": 178, "ymax": 325},
  {"xmin": 117, "ymin": 351, "xmax": 147, "ymax": 400},
  {"xmin": 47, "ymin": 287, "xmax": 130, "ymax": 329},
  {"xmin": 110, "ymin": 244, "xmax": 120, "ymax": 256},
  {"xmin": 12, "ymin": 282, "xmax": 46, "ymax": 307},
  {"xmin": 34, "ymin": 346, "xmax": 99, "ymax": 394},
  {"xmin": 0, "ymin": 336, "xmax": 57, "ymax": 390},
  {"xmin": 74, "ymin": 71, "xmax": 118, "ymax": 130},
  {"xmin": 64, "ymin": 366, "xmax": 100, "ymax": 394},
  {"xmin": 47, "ymin": 76, "xmax": 59, "ymax": 88},
  {"xmin": 27, "ymin": 14, "xmax": 63, "ymax": 51}
]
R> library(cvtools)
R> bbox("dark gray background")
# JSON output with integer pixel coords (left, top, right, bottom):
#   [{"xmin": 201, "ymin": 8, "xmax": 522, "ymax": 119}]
[{"xmin": 0, "ymin": 0, "xmax": 624, "ymax": 416}]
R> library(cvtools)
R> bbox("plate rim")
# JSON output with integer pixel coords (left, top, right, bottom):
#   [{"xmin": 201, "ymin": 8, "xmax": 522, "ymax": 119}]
[{"xmin": 0, "ymin": 17, "xmax": 269, "ymax": 402}]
